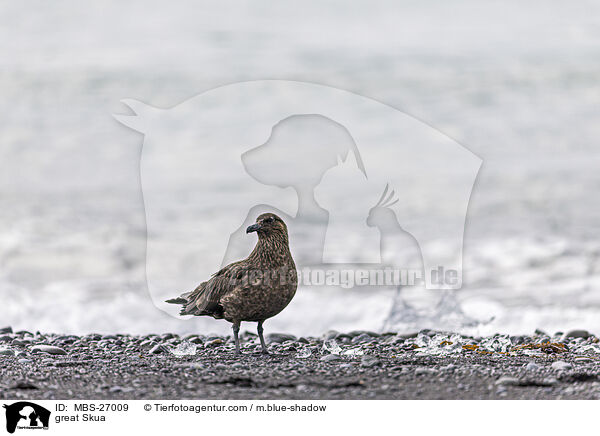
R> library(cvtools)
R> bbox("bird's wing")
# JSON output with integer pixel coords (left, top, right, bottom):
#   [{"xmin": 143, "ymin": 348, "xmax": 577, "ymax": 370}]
[{"xmin": 179, "ymin": 260, "xmax": 247, "ymax": 316}]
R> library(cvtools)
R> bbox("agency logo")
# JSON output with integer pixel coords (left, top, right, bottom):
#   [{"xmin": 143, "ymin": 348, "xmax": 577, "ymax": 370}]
[
  {"xmin": 114, "ymin": 80, "xmax": 481, "ymax": 318},
  {"xmin": 3, "ymin": 402, "xmax": 50, "ymax": 433}
]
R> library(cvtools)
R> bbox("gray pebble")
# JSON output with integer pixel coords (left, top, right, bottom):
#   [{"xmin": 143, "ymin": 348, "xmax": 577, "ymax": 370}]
[
  {"xmin": 525, "ymin": 362, "xmax": 541, "ymax": 371},
  {"xmin": 510, "ymin": 336, "xmax": 527, "ymax": 345},
  {"xmin": 415, "ymin": 367, "xmax": 436, "ymax": 376},
  {"xmin": 551, "ymin": 361, "xmax": 572, "ymax": 371},
  {"xmin": 320, "ymin": 354, "xmax": 342, "ymax": 362},
  {"xmin": 495, "ymin": 376, "xmax": 520, "ymax": 386},
  {"xmin": 108, "ymin": 385, "xmax": 133, "ymax": 393},
  {"xmin": 563, "ymin": 386, "xmax": 577, "ymax": 395},
  {"xmin": 352, "ymin": 334, "xmax": 374, "ymax": 344},
  {"xmin": 397, "ymin": 332, "xmax": 419, "ymax": 339},
  {"xmin": 11, "ymin": 339, "xmax": 29, "ymax": 346},
  {"xmin": 0, "ymin": 348, "xmax": 15, "ymax": 356},
  {"xmin": 139, "ymin": 340, "xmax": 158, "ymax": 349},
  {"xmin": 266, "ymin": 333, "xmax": 297, "ymax": 344},
  {"xmin": 11, "ymin": 381, "xmax": 39, "ymax": 390},
  {"xmin": 16, "ymin": 330, "xmax": 33, "ymax": 337},
  {"xmin": 349, "ymin": 330, "xmax": 380, "ymax": 338},
  {"xmin": 360, "ymin": 356, "xmax": 380, "ymax": 368},
  {"xmin": 174, "ymin": 362, "xmax": 205, "ymax": 369},
  {"xmin": 148, "ymin": 344, "xmax": 168, "ymax": 354},
  {"xmin": 564, "ymin": 330, "xmax": 590, "ymax": 339},
  {"xmin": 31, "ymin": 345, "xmax": 67, "ymax": 355},
  {"xmin": 55, "ymin": 361, "xmax": 79, "ymax": 367}
]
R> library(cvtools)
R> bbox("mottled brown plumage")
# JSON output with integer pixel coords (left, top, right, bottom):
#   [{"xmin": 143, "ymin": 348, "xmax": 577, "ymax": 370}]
[{"xmin": 166, "ymin": 213, "xmax": 297, "ymax": 354}]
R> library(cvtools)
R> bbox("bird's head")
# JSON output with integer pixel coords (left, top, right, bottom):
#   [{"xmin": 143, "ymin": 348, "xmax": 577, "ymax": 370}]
[
  {"xmin": 246, "ymin": 213, "xmax": 288, "ymax": 240},
  {"xmin": 366, "ymin": 183, "xmax": 400, "ymax": 229}
]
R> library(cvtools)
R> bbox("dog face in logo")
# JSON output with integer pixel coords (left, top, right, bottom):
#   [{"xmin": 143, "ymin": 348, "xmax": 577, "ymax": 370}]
[{"xmin": 242, "ymin": 114, "xmax": 366, "ymax": 194}]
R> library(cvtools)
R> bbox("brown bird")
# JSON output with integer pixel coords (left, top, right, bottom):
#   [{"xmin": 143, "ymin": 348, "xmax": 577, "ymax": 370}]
[{"xmin": 166, "ymin": 213, "xmax": 297, "ymax": 355}]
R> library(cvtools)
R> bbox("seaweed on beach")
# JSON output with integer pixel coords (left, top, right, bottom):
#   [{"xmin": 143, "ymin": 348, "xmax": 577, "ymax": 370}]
[
  {"xmin": 512, "ymin": 342, "xmax": 569, "ymax": 354},
  {"xmin": 459, "ymin": 341, "xmax": 569, "ymax": 356}
]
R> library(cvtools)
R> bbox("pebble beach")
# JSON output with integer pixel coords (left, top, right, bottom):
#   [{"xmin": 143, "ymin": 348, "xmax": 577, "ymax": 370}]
[{"xmin": 1, "ymin": 327, "xmax": 599, "ymax": 400}]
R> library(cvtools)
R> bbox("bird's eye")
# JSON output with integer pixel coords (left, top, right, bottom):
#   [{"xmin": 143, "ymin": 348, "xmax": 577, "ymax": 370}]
[{"xmin": 264, "ymin": 217, "xmax": 274, "ymax": 223}]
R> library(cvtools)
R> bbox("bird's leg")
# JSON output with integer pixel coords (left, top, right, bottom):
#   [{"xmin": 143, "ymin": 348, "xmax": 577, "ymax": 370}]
[
  {"xmin": 232, "ymin": 322, "xmax": 241, "ymax": 356},
  {"xmin": 257, "ymin": 320, "xmax": 269, "ymax": 354}
]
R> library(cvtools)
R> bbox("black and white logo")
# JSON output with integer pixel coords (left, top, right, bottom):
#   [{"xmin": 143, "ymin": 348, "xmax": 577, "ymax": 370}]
[{"xmin": 3, "ymin": 402, "xmax": 50, "ymax": 434}]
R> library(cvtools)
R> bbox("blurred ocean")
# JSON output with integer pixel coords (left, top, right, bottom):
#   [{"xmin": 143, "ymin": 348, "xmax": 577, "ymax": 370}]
[{"xmin": 1, "ymin": 0, "xmax": 600, "ymax": 336}]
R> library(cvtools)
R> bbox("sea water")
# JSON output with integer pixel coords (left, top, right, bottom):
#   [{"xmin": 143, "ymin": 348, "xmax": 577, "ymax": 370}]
[{"xmin": 1, "ymin": 1, "xmax": 599, "ymax": 336}]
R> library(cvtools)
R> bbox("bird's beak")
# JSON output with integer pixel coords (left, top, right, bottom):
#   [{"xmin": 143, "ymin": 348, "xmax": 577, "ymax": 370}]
[{"xmin": 246, "ymin": 223, "xmax": 261, "ymax": 234}]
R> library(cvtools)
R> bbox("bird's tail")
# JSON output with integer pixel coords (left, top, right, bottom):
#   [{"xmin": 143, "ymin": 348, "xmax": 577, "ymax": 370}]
[
  {"xmin": 165, "ymin": 291, "xmax": 192, "ymax": 305},
  {"xmin": 166, "ymin": 290, "xmax": 205, "ymax": 316},
  {"xmin": 165, "ymin": 297, "xmax": 188, "ymax": 305}
]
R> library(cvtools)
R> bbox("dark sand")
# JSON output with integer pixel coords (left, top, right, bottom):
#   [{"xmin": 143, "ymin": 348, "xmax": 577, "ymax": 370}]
[{"xmin": 1, "ymin": 328, "xmax": 599, "ymax": 400}]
